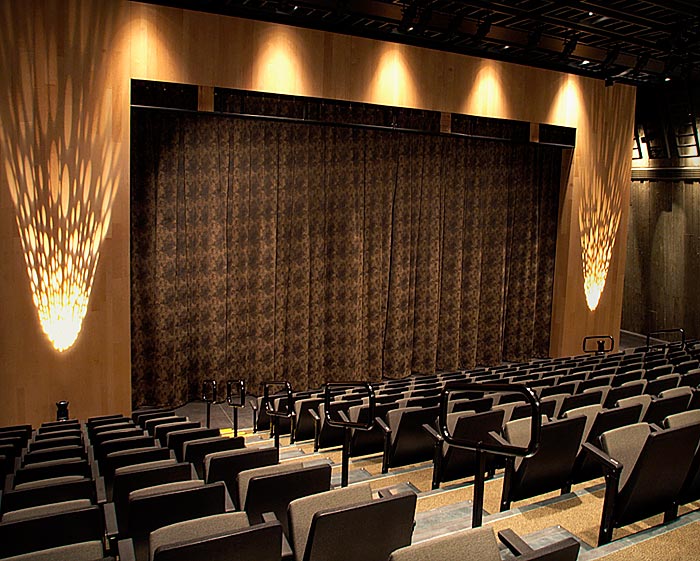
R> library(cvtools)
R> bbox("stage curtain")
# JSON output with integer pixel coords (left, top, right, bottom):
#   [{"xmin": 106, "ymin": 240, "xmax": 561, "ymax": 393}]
[{"xmin": 131, "ymin": 108, "xmax": 561, "ymax": 406}]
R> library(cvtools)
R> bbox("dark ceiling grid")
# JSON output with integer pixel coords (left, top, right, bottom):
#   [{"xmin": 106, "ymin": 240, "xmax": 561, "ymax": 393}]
[{"xmin": 135, "ymin": 0, "xmax": 700, "ymax": 86}]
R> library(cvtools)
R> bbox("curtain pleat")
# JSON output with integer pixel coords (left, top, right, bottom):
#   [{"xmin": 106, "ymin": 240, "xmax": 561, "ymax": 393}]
[{"xmin": 131, "ymin": 109, "xmax": 562, "ymax": 406}]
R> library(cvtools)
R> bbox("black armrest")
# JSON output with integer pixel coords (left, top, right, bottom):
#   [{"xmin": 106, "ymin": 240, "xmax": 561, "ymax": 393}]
[
  {"xmin": 376, "ymin": 417, "xmax": 390, "ymax": 434},
  {"xmin": 262, "ymin": 512, "xmax": 293, "ymax": 560},
  {"xmin": 377, "ymin": 417, "xmax": 392, "ymax": 474},
  {"xmin": 487, "ymin": 430, "xmax": 509, "ymax": 447},
  {"xmin": 118, "ymin": 539, "xmax": 136, "ymax": 561},
  {"xmin": 498, "ymin": 528, "xmax": 580, "ymax": 561},
  {"xmin": 582, "ymin": 442, "xmax": 621, "ymax": 473},
  {"xmin": 498, "ymin": 528, "xmax": 533, "ymax": 555},
  {"xmin": 90, "ymin": 457, "xmax": 100, "ymax": 481},
  {"xmin": 96, "ymin": 476, "xmax": 107, "ymax": 504},
  {"xmin": 103, "ymin": 502, "xmax": 119, "ymax": 554},
  {"xmin": 422, "ymin": 423, "xmax": 443, "ymax": 443}
]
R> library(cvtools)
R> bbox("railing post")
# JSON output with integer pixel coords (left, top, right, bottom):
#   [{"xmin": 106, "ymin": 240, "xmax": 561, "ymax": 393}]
[
  {"xmin": 226, "ymin": 379, "xmax": 246, "ymax": 437},
  {"xmin": 324, "ymin": 382, "xmax": 376, "ymax": 488},
  {"xmin": 202, "ymin": 379, "xmax": 217, "ymax": 428},
  {"xmin": 263, "ymin": 381, "xmax": 294, "ymax": 450},
  {"xmin": 472, "ymin": 450, "xmax": 486, "ymax": 528},
  {"xmin": 437, "ymin": 381, "xmax": 541, "ymax": 529}
]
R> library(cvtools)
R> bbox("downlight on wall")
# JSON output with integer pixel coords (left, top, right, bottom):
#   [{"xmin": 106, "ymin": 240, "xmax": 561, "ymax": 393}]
[
  {"xmin": 577, "ymin": 93, "xmax": 628, "ymax": 312},
  {"xmin": 0, "ymin": 0, "xmax": 119, "ymax": 351}
]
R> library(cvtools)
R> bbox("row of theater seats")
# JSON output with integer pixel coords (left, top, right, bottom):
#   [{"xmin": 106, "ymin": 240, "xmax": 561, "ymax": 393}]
[
  {"xmin": 255, "ymin": 340, "xmax": 700, "ymax": 447},
  {"xmin": 254, "ymin": 341, "xmax": 700, "ymax": 544},
  {"xmin": 0, "ymin": 409, "xmax": 580, "ymax": 561}
]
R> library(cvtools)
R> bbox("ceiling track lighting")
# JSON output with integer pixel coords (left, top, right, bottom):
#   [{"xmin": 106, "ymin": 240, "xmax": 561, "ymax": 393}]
[
  {"xmin": 475, "ymin": 15, "xmax": 492, "ymax": 40},
  {"xmin": 562, "ymin": 34, "xmax": 578, "ymax": 58},
  {"xmin": 398, "ymin": 2, "xmax": 418, "ymax": 33}
]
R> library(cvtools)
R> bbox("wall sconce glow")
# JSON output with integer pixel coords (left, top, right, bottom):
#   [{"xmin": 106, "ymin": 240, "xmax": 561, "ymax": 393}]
[
  {"xmin": 578, "ymin": 173, "xmax": 621, "ymax": 311},
  {"xmin": 465, "ymin": 60, "xmax": 508, "ymax": 118},
  {"xmin": 253, "ymin": 26, "xmax": 307, "ymax": 95},
  {"xmin": 578, "ymin": 103, "xmax": 627, "ymax": 312},
  {"xmin": 369, "ymin": 47, "xmax": 416, "ymax": 107},
  {"xmin": 0, "ymin": 1, "xmax": 119, "ymax": 351}
]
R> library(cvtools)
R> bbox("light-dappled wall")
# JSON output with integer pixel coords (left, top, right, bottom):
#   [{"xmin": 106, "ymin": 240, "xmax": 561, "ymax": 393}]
[{"xmin": 0, "ymin": 0, "xmax": 635, "ymax": 426}]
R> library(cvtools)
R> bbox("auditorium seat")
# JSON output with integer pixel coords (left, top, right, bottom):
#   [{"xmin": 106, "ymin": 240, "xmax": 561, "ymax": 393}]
[
  {"xmin": 165, "ymin": 428, "xmax": 219, "ymax": 462},
  {"xmin": 424, "ymin": 408, "xmax": 504, "ymax": 489},
  {"xmin": 120, "ymin": 514, "xmax": 283, "ymax": 561},
  {"xmin": 154, "ymin": 421, "xmax": 201, "ymax": 447},
  {"xmin": 238, "ymin": 462, "xmax": 332, "ymax": 535},
  {"xmin": 675, "ymin": 360, "xmax": 699, "ymax": 374},
  {"xmin": 645, "ymin": 374, "xmax": 681, "ymax": 396},
  {"xmin": 144, "ymin": 416, "xmax": 188, "ymax": 437},
  {"xmin": 586, "ymin": 420, "xmax": 700, "ymax": 545},
  {"xmin": 311, "ymin": 398, "xmax": 363, "ymax": 451},
  {"xmin": 680, "ymin": 369, "xmax": 700, "ymax": 388},
  {"xmin": 10, "ymin": 458, "xmax": 94, "ymax": 489},
  {"xmin": 102, "ymin": 446, "xmax": 173, "ymax": 481},
  {"xmin": 287, "ymin": 483, "xmax": 373, "ymax": 561},
  {"xmin": 496, "ymin": 415, "xmax": 586, "ymax": 511},
  {"xmin": 1, "ymin": 476, "xmax": 104, "ymax": 517},
  {"xmin": 22, "ymin": 444, "xmax": 86, "ymax": 466},
  {"xmin": 204, "ymin": 446, "xmax": 279, "ymax": 509},
  {"xmin": 0, "ymin": 503, "xmax": 116, "ymax": 559},
  {"xmin": 133, "ymin": 411, "xmax": 176, "ymax": 430},
  {"xmin": 388, "ymin": 525, "xmax": 580, "ymax": 561},
  {"xmin": 112, "ymin": 460, "xmax": 192, "ymax": 532},
  {"xmin": 123, "ymin": 481, "xmax": 233, "ymax": 561},
  {"xmin": 378, "ymin": 406, "xmax": 440, "ymax": 473},
  {"xmin": 293, "ymin": 398, "xmax": 324, "ymax": 442},
  {"xmin": 663, "ymin": 410, "xmax": 700, "ymax": 520},
  {"xmin": 347, "ymin": 402, "xmax": 400, "ymax": 457},
  {"xmin": 297, "ymin": 490, "xmax": 416, "ymax": 561},
  {"xmin": 604, "ymin": 380, "xmax": 646, "ymax": 408},
  {"xmin": 569, "ymin": 403, "xmax": 643, "ymax": 485},
  {"xmin": 182, "ymin": 436, "xmax": 244, "ymax": 478},
  {"xmin": 559, "ymin": 389, "xmax": 605, "ymax": 418}
]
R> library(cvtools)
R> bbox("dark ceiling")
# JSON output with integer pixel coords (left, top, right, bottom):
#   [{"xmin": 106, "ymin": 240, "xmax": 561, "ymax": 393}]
[{"xmin": 140, "ymin": 0, "xmax": 700, "ymax": 87}]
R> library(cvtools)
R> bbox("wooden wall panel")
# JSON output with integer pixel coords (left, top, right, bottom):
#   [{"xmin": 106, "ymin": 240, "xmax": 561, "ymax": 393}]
[
  {"xmin": 623, "ymin": 180, "xmax": 700, "ymax": 340},
  {"xmin": 0, "ymin": 0, "xmax": 635, "ymax": 426},
  {"xmin": 0, "ymin": 0, "xmax": 131, "ymax": 427}
]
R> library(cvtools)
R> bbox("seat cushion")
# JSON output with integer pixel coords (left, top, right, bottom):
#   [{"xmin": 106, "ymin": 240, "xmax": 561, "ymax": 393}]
[
  {"xmin": 1, "ymin": 540, "xmax": 104, "ymax": 561},
  {"xmin": 149, "ymin": 511, "xmax": 249, "ymax": 561},
  {"xmin": 600, "ymin": 422, "xmax": 651, "ymax": 490},
  {"xmin": 129, "ymin": 479, "xmax": 204, "ymax": 501},
  {"xmin": 1, "ymin": 499, "xmax": 92, "ymax": 523},
  {"xmin": 288, "ymin": 483, "xmax": 373, "ymax": 561},
  {"xmin": 389, "ymin": 525, "xmax": 499, "ymax": 561}
]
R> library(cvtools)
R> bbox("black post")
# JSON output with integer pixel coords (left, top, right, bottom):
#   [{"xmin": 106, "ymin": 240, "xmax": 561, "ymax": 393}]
[
  {"xmin": 341, "ymin": 426, "xmax": 351, "ymax": 487},
  {"xmin": 56, "ymin": 400, "xmax": 69, "ymax": 422},
  {"xmin": 233, "ymin": 408, "xmax": 239, "ymax": 437},
  {"xmin": 274, "ymin": 416, "xmax": 280, "ymax": 449},
  {"xmin": 206, "ymin": 400, "xmax": 212, "ymax": 428},
  {"xmin": 472, "ymin": 450, "xmax": 486, "ymax": 528}
]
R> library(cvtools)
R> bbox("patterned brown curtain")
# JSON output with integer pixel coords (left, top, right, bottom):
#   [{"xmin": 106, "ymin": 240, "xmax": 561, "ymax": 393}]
[{"xmin": 131, "ymin": 108, "xmax": 561, "ymax": 407}]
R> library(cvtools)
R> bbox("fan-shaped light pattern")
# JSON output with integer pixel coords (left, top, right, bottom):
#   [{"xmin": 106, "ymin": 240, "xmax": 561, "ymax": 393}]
[
  {"xmin": 577, "ymin": 93, "xmax": 628, "ymax": 312},
  {"xmin": 578, "ymin": 171, "xmax": 621, "ymax": 311},
  {"xmin": 0, "ymin": 1, "xmax": 119, "ymax": 351}
]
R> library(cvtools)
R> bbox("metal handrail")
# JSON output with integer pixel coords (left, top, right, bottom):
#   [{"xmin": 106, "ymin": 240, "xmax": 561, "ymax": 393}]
[
  {"xmin": 323, "ymin": 382, "xmax": 376, "ymax": 487},
  {"xmin": 263, "ymin": 381, "xmax": 294, "ymax": 448},
  {"xmin": 646, "ymin": 328, "xmax": 686, "ymax": 350},
  {"xmin": 201, "ymin": 380, "xmax": 217, "ymax": 428},
  {"xmin": 583, "ymin": 335, "xmax": 614, "ymax": 354},
  {"xmin": 435, "ymin": 382, "xmax": 542, "ymax": 528},
  {"xmin": 226, "ymin": 379, "xmax": 246, "ymax": 437}
]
